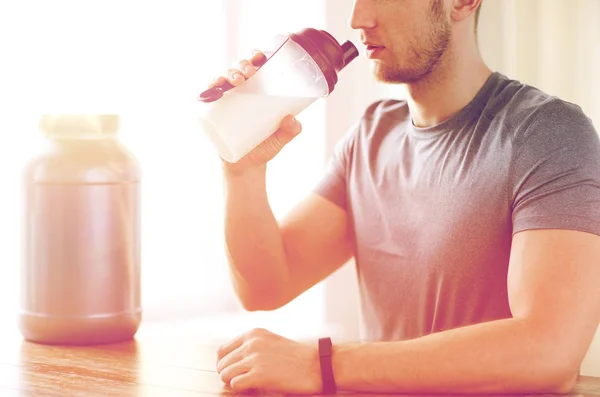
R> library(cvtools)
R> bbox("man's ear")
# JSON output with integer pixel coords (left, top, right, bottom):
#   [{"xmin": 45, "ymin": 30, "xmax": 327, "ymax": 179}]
[{"xmin": 450, "ymin": 0, "xmax": 482, "ymax": 22}]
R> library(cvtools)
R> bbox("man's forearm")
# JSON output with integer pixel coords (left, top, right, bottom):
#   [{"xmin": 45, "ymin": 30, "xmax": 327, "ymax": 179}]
[
  {"xmin": 223, "ymin": 164, "xmax": 289, "ymax": 309},
  {"xmin": 332, "ymin": 318, "xmax": 578, "ymax": 394}
]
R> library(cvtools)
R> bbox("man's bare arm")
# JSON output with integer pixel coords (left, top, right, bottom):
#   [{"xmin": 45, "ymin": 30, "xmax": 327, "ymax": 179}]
[
  {"xmin": 224, "ymin": 164, "xmax": 353, "ymax": 311},
  {"xmin": 329, "ymin": 229, "xmax": 600, "ymax": 394}
]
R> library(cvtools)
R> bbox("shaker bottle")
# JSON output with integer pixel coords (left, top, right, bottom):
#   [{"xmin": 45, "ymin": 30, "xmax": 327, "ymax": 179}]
[
  {"xmin": 20, "ymin": 114, "xmax": 142, "ymax": 345},
  {"xmin": 197, "ymin": 28, "xmax": 359, "ymax": 163}
]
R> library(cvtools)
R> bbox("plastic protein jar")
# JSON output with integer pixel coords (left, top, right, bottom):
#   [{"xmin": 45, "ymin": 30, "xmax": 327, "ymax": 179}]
[{"xmin": 20, "ymin": 114, "xmax": 142, "ymax": 345}]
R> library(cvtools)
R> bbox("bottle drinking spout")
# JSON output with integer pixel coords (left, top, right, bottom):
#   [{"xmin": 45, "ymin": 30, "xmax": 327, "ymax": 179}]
[{"xmin": 341, "ymin": 41, "xmax": 359, "ymax": 67}]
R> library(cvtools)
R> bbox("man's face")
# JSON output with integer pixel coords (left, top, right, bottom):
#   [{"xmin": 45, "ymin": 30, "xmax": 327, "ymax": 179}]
[{"xmin": 349, "ymin": 0, "xmax": 452, "ymax": 84}]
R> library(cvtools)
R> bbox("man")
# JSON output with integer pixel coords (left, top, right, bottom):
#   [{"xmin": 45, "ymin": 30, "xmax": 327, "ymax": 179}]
[{"xmin": 211, "ymin": 0, "xmax": 600, "ymax": 394}]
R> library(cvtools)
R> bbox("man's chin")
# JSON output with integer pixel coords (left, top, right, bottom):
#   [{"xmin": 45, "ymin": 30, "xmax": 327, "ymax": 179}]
[
  {"xmin": 372, "ymin": 67, "xmax": 391, "ymax": 84},
  {"xmin": 375, "ymin": 75, "xmax": 398, "ymax": 84},
  {"xmin": 372, "ymin": 65, "xmax": 427, "ymax": 85},
  {"xmin": 372, "ymin": 67, "xmax": 405, "ymax": 84}
]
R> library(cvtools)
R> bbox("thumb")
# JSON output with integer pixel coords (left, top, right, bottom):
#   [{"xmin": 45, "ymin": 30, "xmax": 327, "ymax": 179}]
[{"xmin": 273, "ymin": 115, "xmax": 302, "ymax": 147}]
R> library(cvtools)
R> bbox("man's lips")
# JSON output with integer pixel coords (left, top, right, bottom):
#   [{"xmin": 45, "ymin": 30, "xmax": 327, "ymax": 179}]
[
  {"xmin": 364, "ymin": 43, "xmax": 385, "ymax": 58},
  {"xmin": 364, "ymin": 42, "xmax": 385, "ymax": 49}
]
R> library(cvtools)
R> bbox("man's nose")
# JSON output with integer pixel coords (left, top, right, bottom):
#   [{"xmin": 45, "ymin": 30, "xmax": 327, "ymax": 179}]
[{"xmin": 348, "ymin": 0, "xmax": 376, "ymax": 30}]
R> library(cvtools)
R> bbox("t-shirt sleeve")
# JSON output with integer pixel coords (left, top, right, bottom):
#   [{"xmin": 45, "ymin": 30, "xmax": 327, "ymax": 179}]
[
  {"xmin": 511, "ymin": 99, "xmax": 600, "ymax": 236},
  {"xmin": 313, "ymin": 123, "xmax": 358, "ymax": 210}
]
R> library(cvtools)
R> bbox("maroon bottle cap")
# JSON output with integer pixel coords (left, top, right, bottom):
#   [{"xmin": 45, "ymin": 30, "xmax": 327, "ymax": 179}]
[{"xmin": 288, "ymin": 28, "xmax": 359, "ymax": 94}]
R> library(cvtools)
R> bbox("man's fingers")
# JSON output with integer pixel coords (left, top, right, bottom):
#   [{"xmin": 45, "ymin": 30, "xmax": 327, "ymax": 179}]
[
  {"xmin": 275, "ymin": 115, "xmax": 302, "ymax": 143},
  {"xmin": 216, "ymin": 347, "xmax": 244, "ymax": 373},
  {"xmin": 219, "ymin": 358, "xmax": 252, "ymax": 385},
  {"xmin": 250, "ymin": 50, "xmax": 268, "ymax": 67},
  {"xmin": 207, "ymin": 75, "xmax": 227, "ymax": 89},
  {"xmin": 236, "ymin": 59, "xmax": 257, "ymax": 78},
  {"xmin": 207, "ymin": 50, "xmax": 266, "ymax": 90},
  {"xmin": 207, "ymin": 58, "xmax": 254, "ymax": 89},
  {"xmin": 224, "ymin": 68, "xmax": 245, "ymax": 86},
  {"xmin": 229, "ymin": 371, "xmax": 257, "ymax": 392},
  {"xmin": 217, "ymin": 333, "xmax": 247, "ymax": 362}
]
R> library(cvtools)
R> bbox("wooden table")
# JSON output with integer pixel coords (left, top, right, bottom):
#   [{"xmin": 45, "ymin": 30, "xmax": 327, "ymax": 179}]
[{"xmin": 1, "ymin": 322, "xmax": 600, "ymax": 397}]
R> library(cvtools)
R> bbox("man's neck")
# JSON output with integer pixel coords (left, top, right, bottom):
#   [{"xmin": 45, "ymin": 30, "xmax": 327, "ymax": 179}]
[{"xmin": 405, "ymin": 42, "xmax": 492, "ymax": 129}]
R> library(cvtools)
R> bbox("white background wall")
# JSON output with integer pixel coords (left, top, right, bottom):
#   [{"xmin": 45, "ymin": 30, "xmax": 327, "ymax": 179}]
[{"xmin": 321, "ymin": 0, "xmax": 600, "ymax": 375}]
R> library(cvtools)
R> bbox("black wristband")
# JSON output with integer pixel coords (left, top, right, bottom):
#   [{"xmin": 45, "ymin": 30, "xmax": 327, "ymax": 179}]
[{"xmin": 318, "ymin": 337, "xmax": 337, "ymax": 394}]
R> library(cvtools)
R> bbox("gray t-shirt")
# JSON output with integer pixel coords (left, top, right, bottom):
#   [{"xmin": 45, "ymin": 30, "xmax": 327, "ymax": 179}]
[{"xmin": 315, "ymin": 71, "xmax": 600, "ymax": 342}]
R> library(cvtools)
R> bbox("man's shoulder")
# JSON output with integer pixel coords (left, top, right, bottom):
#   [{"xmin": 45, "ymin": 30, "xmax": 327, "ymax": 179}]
[
  {"xmin": 511, "ymin": 96, "xmax": 598, "ymax": 158},
  {"xmin": 483, "ymin": 73, "xmax": 595, "ymax": 140}
]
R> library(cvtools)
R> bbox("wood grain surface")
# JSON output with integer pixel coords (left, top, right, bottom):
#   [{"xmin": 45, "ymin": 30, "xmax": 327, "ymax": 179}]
[{"xmin": 1, "ymin": 322, "xmax": 599, "ymax": 397}]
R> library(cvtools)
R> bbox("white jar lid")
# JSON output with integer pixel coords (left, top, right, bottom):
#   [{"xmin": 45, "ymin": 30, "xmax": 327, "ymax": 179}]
[{"xmin": 39, "ymin": 114, "xmax": 120, "ymax": 136}]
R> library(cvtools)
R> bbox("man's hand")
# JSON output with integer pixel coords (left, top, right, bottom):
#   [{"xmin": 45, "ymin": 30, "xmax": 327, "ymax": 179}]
[
  {"xmin": 208, "ymin": 50, "xmax": 303, "ymax": 172},
  {"xmin": 216, "ymin": 328, "xmax": 322, "ymax": 393}
]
